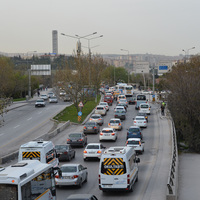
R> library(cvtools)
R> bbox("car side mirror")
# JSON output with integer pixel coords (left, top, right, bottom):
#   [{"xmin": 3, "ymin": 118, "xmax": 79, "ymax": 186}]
[
  {"xmin": 142, "ymin": 141, "xmax": 145, "ymax": 143},
  {"xmin": 84, "ymin": 167, "xmax": 87, "ymax": 170}
]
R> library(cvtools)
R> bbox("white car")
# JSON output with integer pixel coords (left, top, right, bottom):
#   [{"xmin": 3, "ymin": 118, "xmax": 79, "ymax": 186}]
[
  {"xmin": 126, "ymin": 138, "xmax": 144, "ymax": 154},
  {"xmin": 55, "ymin": 164, "xmax": 88, "ymax": 187},
  {"xmin": 40, "ymin": 94, "xmax": 48, "ymax": 100},
  {"xmin": 118, "ymin": 99, "xmax": 128, "ymax": 107},
  {"xmin": 47, "ymin": 92, "xmax": 54, "ymax": 98},
  {"xmin": 99, "ymin": 102, "xmax": 109, "ymax": 111},
  {"xmin": 139, "ymin": 103, "xmax": 151, "ymax": 115},
  {"xmin": 83, "ymin": 143, "xmax": 106, "ymax": 161},
  {"xmin": 89, "ymin": 114, "xmax": 104, "ymax": 126},
  {"xmin": 99, "ymin": 128, "xmax": 117, "ymax": 141},
  {"xmin": 133, "ymin": 116, "xmax": 147, "ymax": 128},
  {"xmin": 114, "ymin": 106, "xmax": 126, "ymax": 112},
  {"xmin": 94, "ymin": 105, "xmax": 107, "ymax": 116},
  {"xmin": 49, "ymin": 96, "xmax": 58, "ymax": 103},
  {"xmin": 108, "ymin": 118, "xmax": 122, "ymax": 130},
  {"xmin": 35, "ymin": 99, "xmax": 46, "ymax": 107}
]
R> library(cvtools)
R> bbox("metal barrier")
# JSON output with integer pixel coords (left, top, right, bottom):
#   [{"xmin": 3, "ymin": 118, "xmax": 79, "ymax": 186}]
[{"xmin": 166, "ymin": 120, "xmax": 178, "ymax": 200}]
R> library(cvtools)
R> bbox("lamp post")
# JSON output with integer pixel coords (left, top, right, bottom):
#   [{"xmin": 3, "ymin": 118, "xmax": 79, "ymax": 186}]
[
  {"xmin": 76, "ymin": 34, "xmax": 103, "ymax": 86},
  {"xmin": 120, "ymin": 49, "xmax": 130, "ymax": 84},
  {"xmin": 141, "ymin": 70, "xmax": 146, "ymax": 91},
  {"xmin": 27, "ymin": 51, "xmax": 37, "ymax": 99},
  {"xmin": 182, "ymin": 47, "xmax": 195, "ymax": 62},
  {"xmin": 61, "ymin": 32, "xmax": 97, "ymax": 56}
]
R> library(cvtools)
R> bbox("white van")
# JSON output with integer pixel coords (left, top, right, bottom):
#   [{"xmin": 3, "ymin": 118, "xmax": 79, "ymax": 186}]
[
  {"xmin": 98, "ymin": 146, "xmax": 140, "ymax": 192},
  {"xmin": 139, "ymin": 103, "xmax": 151, "ymax": 115},
  {"xmin": 18, "ymin": 140, "xmax": 59, "ymax": 167}
]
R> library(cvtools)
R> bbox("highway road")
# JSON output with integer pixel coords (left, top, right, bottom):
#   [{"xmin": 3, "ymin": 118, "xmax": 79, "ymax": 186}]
[
  {"xmin": 0, "ymin": 95, "xmax": 71, "ymax": 158},
  {"xmin": 50, "ymin": 100, "xmax": 171, "ymax": 200},
  {"xmin": 0, "ymin": 93, "xmax": 171, "ymax": 200}
]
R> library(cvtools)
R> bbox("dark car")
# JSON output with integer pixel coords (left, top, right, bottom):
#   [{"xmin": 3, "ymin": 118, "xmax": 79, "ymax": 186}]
[
  {"xmin": 83, "ymin": 121, "xmax": 100, "ymax": 134},
  {"xmin": 137, "ymin": 112, "xmax": 148, "ymax": 122},
  {"xmin": 127, "ymin": 96, "xmax": 136, "ymax": 105},
  {"xmin": 67, "ymin": 133, "xmax": 87, "ymax": 147},
  {"xmin": 127, "ymin": 126, "xmax": 143, "ymax": 140},
  {"xmin": 66, "ymin": 194, "xmax": 98, "ymax": 200},
  {"xmin": 114, "ymin": 110, "xmax": 126, "ymax": 120},
  {"xmin": 55, "ymin": 144, "xmax": 75, "ymax": 161}
]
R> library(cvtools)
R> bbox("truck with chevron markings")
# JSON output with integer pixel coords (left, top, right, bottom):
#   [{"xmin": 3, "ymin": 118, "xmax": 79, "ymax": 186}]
[{"xmin": 98, "ymin": 146, "xmax": 140, "ymax": 192}]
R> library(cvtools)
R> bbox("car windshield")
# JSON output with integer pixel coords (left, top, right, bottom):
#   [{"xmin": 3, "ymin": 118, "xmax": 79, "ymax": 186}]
[
  {"xmin": 69, "ymin": 133, "xmax": 82, "ymax": 138},
  {"xmin": 97, "ymin": 107, "xmax": 103, "ymax": 110},
  {"xmin": 55, "ymin": 145, "xmax": 68, "ymax": 150},
  {"xmin": 86, "ymin": 145, "xmax": 99, "ymax": 149},
  {"xmin": 61, "ymin": 166, "xmax": 77, "ymax": 173},
  {"xmin": 50, "ymin": 97, "xmax": 57, "ymax": 99},
  {"xmin": 128, "ymin": 141, "xmax": 140, "ymax": 145},
  {"xmin": 37, "ymin": 99, "xmax": 44, "ymax": 102},
  {"xmin": 105, "ymin": 96, "xmax": 111, "ymax": 99},
  {"xmin": 102, "ymin": 130, "xmax": 113, "ymax": 133}
]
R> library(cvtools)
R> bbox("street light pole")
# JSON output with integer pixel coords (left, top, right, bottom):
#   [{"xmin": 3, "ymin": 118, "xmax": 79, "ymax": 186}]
[
  {"xmin": 120, "ymin": 49, "xmax": 130, "ymax": 84},
  {"xmin": 182, "ymin": 47, "xmax": 195, "ymax": 63},
  {"xmin": 27, "ymin": 51, "xmax": 37, "ymax": 99}
]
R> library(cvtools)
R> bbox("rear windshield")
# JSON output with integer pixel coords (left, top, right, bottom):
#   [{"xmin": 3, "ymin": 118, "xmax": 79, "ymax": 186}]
[
  {"xmin": 97, "ymin": 107, "xmax": 103, "ymax": 110},
  {"xmin": 129, "ymin": 128, "xmax": 140, "ymax": 132},
  {"xmin": 135, "ymin": 117, "xmax": 145, "ymax": 120},
  {"xmin": 55, "ymin": 145, "xmax": 68, "ymax": 150},
  {"xmin": 110, "ymin": 120, "xmax": 120, "ymax": 123},
  {"xmin": 91, "ymin": 115, "xmax": 100, "ymax": 119},
  {"xmin": 127, "ymin": 141, "xmax": 139, "ymax": 145},
  {"xmin": 115, "ymin": 110, "xmax": 125, "ymax": 113},
  {"xmin": 102, "ymin": 130, "xmax": 113, "ymax": 133},
  {"xmin": 101, "ymin": 158, "xmax": 126, "ymax": 175},
  {"xmin": 69, "ymin": 133, "xmax": 82, "ymax": 138},
  {"xmin": 105, "ymin": 96, "xmax": 111, "ymax": 99},
  {"xmin": 60, "ymin": 166, "xmax": 77, "ymax": 173},
  {"xmin": 141, "ymin": 105, "xmax": 148, "ymax": 108},
  {"xmin": 86, "ymin": 145, "xmax": 99, "ymax": 149},
  {"xmin": 85, "ymin": 122, "xmax": 95, "ymax": 126}
]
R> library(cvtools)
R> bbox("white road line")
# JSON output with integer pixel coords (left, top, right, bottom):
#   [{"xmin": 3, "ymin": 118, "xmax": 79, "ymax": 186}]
[
  {"xmin": 0, "ymin": 133, "xmax": 5, "ymax": 136},
  {"xmin": 38, "ymin": 111, "xmax": 42, "ymax": 114},
  {"xmin": 14, "ymin": 125, "xmax": 20, "ymax": 128},
  {"xmin": 27, "ymin": 117, "xmax": 32, "ymax": 121}
]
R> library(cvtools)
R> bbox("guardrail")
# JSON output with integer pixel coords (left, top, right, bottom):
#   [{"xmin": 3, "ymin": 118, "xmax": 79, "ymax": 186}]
[{"xmin": 166, "ymin": 119, "xmax": 178, "ymax": 200}]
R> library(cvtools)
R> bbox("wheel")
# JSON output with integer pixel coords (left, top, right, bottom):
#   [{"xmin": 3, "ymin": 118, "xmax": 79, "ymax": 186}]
[
  {"xmin": 78, "ymin": 179, "xmax": 82, "ymax": 188},
  {"xmin": 136, "ymin": 173, "xmax": 138, "ymax": 182},
  {"xmin": 68, "ymin": 155, "xmax": 71, "ymax": 161},
  {"xmin": 84, "ymin": 158, "xmax": 87, "ymax": 161},
  {"xmin": 129, "ymin": 183, "xmax": 133, "ymax": 192},
  {"xmin": 73, "ymin": 152, "xmax": 75, "ymax": 158},
  {"xmin": 85, "ymin": 174, "xmax": 88, "ymax": 182}
]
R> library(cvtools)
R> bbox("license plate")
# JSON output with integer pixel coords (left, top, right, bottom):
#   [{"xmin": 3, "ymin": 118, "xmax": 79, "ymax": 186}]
[
  {"xmin": 88, "ymin": 127, "xmax": 93, "ymax": 129},
  {"xmin": 89, "ymin": 152, "xmax": 95, "ymax": 154},
  {"xmin": 104, "ymin": 134, "xmax": 110, "ymax": 136},
  {"xmin": 63, "ymin": 176, "xmax": 70, "ymax": 179}
]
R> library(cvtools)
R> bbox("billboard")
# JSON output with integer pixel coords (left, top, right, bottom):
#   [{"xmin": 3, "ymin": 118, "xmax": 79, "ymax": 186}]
[{"xmin": 31, "ymin": 65, "xmax": 51, "ymax": 75}]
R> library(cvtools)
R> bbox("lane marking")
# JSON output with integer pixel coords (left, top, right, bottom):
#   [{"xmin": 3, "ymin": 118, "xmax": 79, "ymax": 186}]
[
  {"xmin": 14, "ymin": 125, "xmax": 20, "ymax": 128},
  {"xmin": 27, "ymin": 117, "xmax": 32, "ymax": 121}
]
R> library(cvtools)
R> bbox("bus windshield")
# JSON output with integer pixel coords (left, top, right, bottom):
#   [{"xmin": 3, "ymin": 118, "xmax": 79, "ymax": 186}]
[
  {"xmin": 137, "ymin": 95, "xmax": 146, "ymax": 101},
  {"xmin": 0, "ymin": 184, "xmax": 18, "ymax": 200}
]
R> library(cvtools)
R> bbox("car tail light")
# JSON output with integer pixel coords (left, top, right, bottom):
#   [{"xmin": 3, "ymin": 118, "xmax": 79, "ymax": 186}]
[
  {"xmin": 144, "ymin": 121, "xmax": 146, "ymax": 123},
  {"xmin": 149, "ymin": 108, "xmax": 150, "ymax": 110},
  {"xmin": 64, "ymin": 152, "xmax": 68, "ymax": 155},
  {"xmin": 139, "ymin": 141, "xmax": 141, "ymax": 146},
  {"xmin": 108, "ymin": 123, "xmax": 110, "ymax": 126},
  {"xmin": 89, "ymin": 118, "xmax": 92, "ymax": 121},
  {"xmin": 55, "ymin": 175, "xmax": 59, "ymax": 178},
  {"xmin": 67, "ymin": 139, "xmax": 70, "ymax": 142},
  {"xmin": 79, "ymin": 139, "xmax": 83, "ymax": 141},
  {"xmin": 98, "ymin": 119, "xmax": 101, "ymax": 120},
  {"xmin": 84, "ymin": 126, "xmax": 86, "ymax": 129},
  {"xmin": 97, "ymin": 150, "xmax": 102, "ymax": 153},
  {"xmin": 94, "ymin": 126, "xmax": 97, "ymax": 129},
  {"xmin": 83, "ymin": 150, "xmax": 87, "ymax": 153},
  {"xmin": 114, "ymin": 115, "xmax": 117, "ymax": 117},
  {"xmin": 100, "ymin": 132, "xmax": 103, "ymax": 135},
  {"xmin": 134, "ymin": 121, "xmax": 136, "ymax": 123},
  {"xmin": 72, "ymin": 175, "xmax": 79, "ymax": 179},
  {"xmin": 119, "ymin": 123, "xmax": 121, "ymax": 125},
  {"xmin": 127, "ymin": 174, "xmax": 130, "ymax": 184},
  {"xmin": 111, "ymin": 132, "xmax": 115, "ymax": 135}
]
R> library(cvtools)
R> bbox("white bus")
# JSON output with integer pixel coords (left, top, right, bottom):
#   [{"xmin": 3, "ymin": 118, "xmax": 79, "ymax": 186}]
[
  {"xmin": 0, "ymin": 160, "xmax": 56, "ymax": 200},
  {"xmin": 18, "ymin": 140, "xmax": 59, "ymax": 168},
  {"xmin": 115, "ymin": 83, "xmax": 127, "ymax": 94},
  {"xmin": 124, "ymin": 85, "xmax": 134, "ymax": 97}
]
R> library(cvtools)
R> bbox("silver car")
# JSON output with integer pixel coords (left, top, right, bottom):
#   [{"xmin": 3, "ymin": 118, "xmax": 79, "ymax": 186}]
[
  {"xmin": 108, "ymin": 118, "xmax": 122, "ymax": 130},
  {"xmin": 94, "ymin": 105, "xmax": 107, "ymax": 116},
  {"xmin": 89, "ymin": 114, "xmax": 104, "ymax": 126},
  {"xmin": 49, "ymin": 96, "xmax": 58, "ymax": 103},
  {"xmin": 55, "ymin": 164, "xmax": 88, "ymax": 188}
]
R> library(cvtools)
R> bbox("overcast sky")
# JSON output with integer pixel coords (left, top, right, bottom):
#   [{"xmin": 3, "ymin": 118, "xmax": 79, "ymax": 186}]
[{"xmin": 1, "ymin": 0, "xmax": 199, "ymax": 56}]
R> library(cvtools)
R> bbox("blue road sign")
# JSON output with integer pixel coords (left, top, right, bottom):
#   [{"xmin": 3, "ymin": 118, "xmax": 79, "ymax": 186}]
[{"xmin": 78, "ymin": 112, "xmax": 82, "ymax": 116}]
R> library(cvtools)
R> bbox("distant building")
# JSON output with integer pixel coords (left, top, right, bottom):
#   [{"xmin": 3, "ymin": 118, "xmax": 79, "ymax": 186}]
[{"xmin": 52, "ymin": 30, "xmax": 58, "ymax": 55}]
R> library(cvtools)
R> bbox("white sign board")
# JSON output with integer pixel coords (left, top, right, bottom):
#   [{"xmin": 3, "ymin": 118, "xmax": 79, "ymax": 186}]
[{"xmin": 31, "ymin": 65, "xmax": 51, "ymax": 75}]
